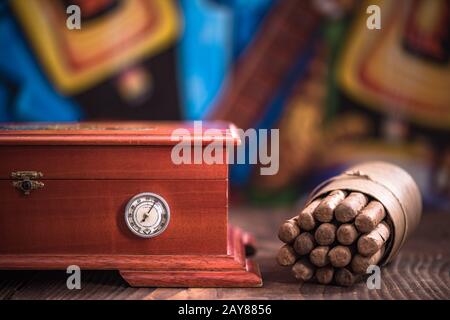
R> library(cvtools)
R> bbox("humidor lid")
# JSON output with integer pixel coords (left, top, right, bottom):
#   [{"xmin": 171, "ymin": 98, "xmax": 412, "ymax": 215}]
[{"xmin": 0, "ymin": 121, "xmax": 240, "ymax": 146}]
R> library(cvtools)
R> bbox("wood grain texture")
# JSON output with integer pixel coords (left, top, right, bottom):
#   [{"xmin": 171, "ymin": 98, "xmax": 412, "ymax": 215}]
[
  {"xmin": 120, "ymin": 226, "xmax": 262, "ymax": 287},
  {"xmin": 0, "ymin": 146, "xmax": 227, "ymax": 180},
  {"xmin": 0, "ymin": 179, "xmax": 227, "ymax": 255},
  {"xmin": 0, "ymin": 271, "xmax": 36, "ymax": 300},
  {"xmin": 0, "ymin": 226, "xmax": 262, "ymax": 288},
  {"xmin": 120, "ymin": 260, "xmax": 261, "ymax": 288},
  {"xmin": 0, "ymin": 121, "xmax": 240, "ymax": 146},
  {"xmin": 0, "ymin": 254, "xmax": 242, "ymax": 271},
  {"xmin": 0, "ymin": 270, "xmax": 153, "ymax": 300},
  {"xmin": 0, "ymin": 207, "xmax": 448, "ymax": 299}
]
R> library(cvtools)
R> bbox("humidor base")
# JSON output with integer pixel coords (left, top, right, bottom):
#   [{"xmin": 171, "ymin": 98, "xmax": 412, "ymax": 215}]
[
  {"xmin": 0, "ymin": 225, "xmax": 263, "ymax": 288},
  {"xmin": 120, "ymin": 226, "xmax": 262, "ymax": 287}
]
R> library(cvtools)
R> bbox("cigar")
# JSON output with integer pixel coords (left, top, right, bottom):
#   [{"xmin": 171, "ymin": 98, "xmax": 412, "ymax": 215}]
[
  {"xmin": 357, "ymin": 222, "xmax": 390, "ymax": 256},
  {"xmin": 291, "ymin": 259, "xmax": 315, "ymax": 282},
  {"xmin": 355, "ymin": 201, "xmax": 386, "ymax": 233},
  {"xmin": 298, "ymin": 199, "xmax": 321, "ymax": 231},
  {"xmin": 351, "ymin": 246, "xmax": 385, "ymax": 274},
  {"xmin": 293, "ymin": 232, "xmax": 315, "ymax": 255},
  {"xmin": 335, "ymin": 192, "xmax": 368, "ymax": 223},
  {"xmin": 278, "ymin": 217, "xmax": 301, "ymax": 243},
  {"xmin": 335, "ymin": 268, "xmax": 360, "ymax": 287},
  {"xmin": 314, "ymin": 190, "xmax": 347, "ymax": 222},
  {"xmin": 315, "ymin": 266, "xmax": 334, "ymax": 285},
  {"xmin": 336, "ymin": 223, "xmax": 359, "ymax": 245},
  {"xmin": 276, "ymin": 244, "xmax": 298, "ymax": 266},
  {"xmin": 328, "ymin": 245, "xmax": 352, "ymax": 268},
  {"xmin": 314, "ymin": 223, "xmax": 336, "ymax": 246},
  {"xmin": 309, "ymin": 246, "xmax": 330, "ymax": 267}
]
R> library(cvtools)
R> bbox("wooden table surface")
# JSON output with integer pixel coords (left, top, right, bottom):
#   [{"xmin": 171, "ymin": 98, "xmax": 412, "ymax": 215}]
[{"xmin": 0, "ymin": 206, "xmax": 449, "ymax": 300}]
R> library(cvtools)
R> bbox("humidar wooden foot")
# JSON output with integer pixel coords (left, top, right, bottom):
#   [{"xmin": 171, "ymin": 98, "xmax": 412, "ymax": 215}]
[
  {"xmin": 119, "ymin": 226, "xmax": 263, "ymax": 288},
  {"xmin": 119, "ymin": 260, "xmax": 262, "ymax": 288}
]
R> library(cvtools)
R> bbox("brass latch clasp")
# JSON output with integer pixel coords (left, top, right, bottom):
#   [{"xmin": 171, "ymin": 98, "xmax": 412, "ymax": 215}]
[{"xmin": 11, "ymin": 171, "xmax": 44, "ymax": 195}]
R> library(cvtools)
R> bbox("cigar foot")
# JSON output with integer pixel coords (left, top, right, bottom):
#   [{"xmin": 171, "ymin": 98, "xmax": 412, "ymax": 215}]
[
  {"xmin": 292, "ymin": 259, "xmax": 315, "ymax": 282},
  {"xmin": 314, "ymin": 190, "xmax": 346, "ymax": 222},
  {"xmin": 298, "ymin": 199, "xmax": 321, "ymax": 231},
  {"xmin": 335, "ymin": 192, "xmax": 368, "ymax": 223},
  {"xmin": 294, "ymin": 232, "xmax": 315, "ymax": 255},
  {"xmin": 315, "ymin": 266, "xmax": 334, "ymax": 285},
  {"xmin": 278, "ymin": 219, "xmax": 301, "ymax": 243},
  {"xmin": 357, "ymin": 222, "xmax": 390, "ymax": 257},
  {"xmin": 328, "ymin": 245, "xmax": 352, "ymax": 268},
  {"xmin": 314, "ymin": 223, "xmax": 336, "ymax": 246},
  {"xmin": 309, "ymin": 246, "xmax": 330, "ymax": 267},
  {"xmin": 336, "ymin": 223, "xmax": 359, "ymax": 245},
  {"xmin": 335, "ymin": 268, "xmax": 359, "ymax": 287},
  {"xmin": 276, "ymin": 245, "xmax": 298, "ymax": 266},
  {"xmin": 351, "ymin": 246, "xmax": 385, "ymax": 274},
  {"xmin": 355, "ymin": 201, "xmax": 386, "ymax": 233}
]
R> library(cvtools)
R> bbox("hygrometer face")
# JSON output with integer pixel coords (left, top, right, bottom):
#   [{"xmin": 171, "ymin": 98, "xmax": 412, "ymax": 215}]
[{"xmin": 125, "ymin": 193, "xmax": 170, "ymax": 238}]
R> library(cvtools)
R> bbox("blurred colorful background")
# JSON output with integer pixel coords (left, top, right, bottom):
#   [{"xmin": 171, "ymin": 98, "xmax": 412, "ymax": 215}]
[{"xmin": 0, "ymin": 0, "xmax": 449, "ymax": 211}]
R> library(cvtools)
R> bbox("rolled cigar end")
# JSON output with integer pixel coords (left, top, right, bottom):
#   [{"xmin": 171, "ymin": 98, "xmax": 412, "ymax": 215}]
[
  {"xmin": 335, "ymin": 268, "xmax": 359, "ymax": 287},
  {"xmin": 351, "ymin": 246, "xmax": 385, "ymax": 274},
  {"xmin": 309, "ymin": 246, "xmax": 330, "ymax": 267},
  {"xmin": 337, "ymin": 223, "xmax": 359, "ymax": 245},
  {"xmin": 314, "ymin": 223, "xmax": 337, "ymax": 246},
  {"xmin": 294, "ymin": 232, "xmax": 315, "ymax": 255},
  {"xmin": 355, "ymin": 201, "xmax": 386, "ymax": 233},
  {"xmin": 292, "ymin": 259, "xmax": 315, "ymax": 282},
  {"xmin": 315, "ymin": 266, "xmax": 334, "ymax": 285},
  {"xmin": 335, "ymin": 192, "xmax": 368, "ymax": 223},
  {"xmin": 298, "ymin": 199, "xmax": 321, "ymax": 231},
  {"xmin": 357, "ymin": 222, "xmax": 390, "ymax": 256},
  {"xmin": 328, "ymin": 245, "xmax": 352, "ymax": 268},
  {"xmin": 298, "ymin": 213, "xmax": 315, "ymax": 231},
  {"xmin": 314, "ymin": 190, "xmax": 347, "ymax": 222},
  {"xmin": 278, "ymin": 219, "xmax": 301, "ymax": 243},
  {"xmin": 276, "ymin": 244, "xmax": 298, "ymax": 266}
]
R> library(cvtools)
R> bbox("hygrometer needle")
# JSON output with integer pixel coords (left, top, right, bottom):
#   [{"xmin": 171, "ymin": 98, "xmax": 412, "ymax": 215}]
[
  {"xmin": 141, "ymin": 201, "xmax": 156, "ymax": 222},
  {"xmin": 147, "ymin": 202, "xmax": 156, "ymax": 214}
]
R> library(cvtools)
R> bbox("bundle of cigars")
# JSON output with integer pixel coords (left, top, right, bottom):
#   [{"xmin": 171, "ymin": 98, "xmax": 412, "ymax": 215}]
[{"xmin": 276, "ymin": 162, "xmax": 422, "ymax": 286}]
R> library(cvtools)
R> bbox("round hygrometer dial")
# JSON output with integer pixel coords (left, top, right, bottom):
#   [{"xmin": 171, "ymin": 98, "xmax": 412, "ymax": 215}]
[{"xmin": 124, "ymin": 192, "xmax": 170, "ymax": 238}]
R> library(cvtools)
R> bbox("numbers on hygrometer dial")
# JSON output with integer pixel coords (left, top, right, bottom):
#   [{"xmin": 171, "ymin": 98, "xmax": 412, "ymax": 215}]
[{"xmin": 124, "ymin": 193, "xmax": 170, "ymax": 238}]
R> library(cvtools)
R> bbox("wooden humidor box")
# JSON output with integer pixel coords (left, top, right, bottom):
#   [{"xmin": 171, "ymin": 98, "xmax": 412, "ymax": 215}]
[{"xmin": 0, "ymin": 122, "xmax": 262, "ymax": 287}]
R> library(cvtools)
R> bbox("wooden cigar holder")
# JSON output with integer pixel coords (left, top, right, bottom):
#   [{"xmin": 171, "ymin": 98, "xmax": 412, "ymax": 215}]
[{"xmin": 0, "ymin": 122, "xmax": 262, "ymax": 287}]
